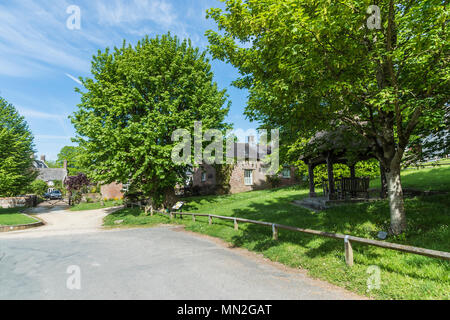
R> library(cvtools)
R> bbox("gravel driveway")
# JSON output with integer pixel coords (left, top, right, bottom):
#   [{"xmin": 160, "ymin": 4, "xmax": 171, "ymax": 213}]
[{"xmin": 0, "ymin": 205, "xmax": 122, "ymax": 239}]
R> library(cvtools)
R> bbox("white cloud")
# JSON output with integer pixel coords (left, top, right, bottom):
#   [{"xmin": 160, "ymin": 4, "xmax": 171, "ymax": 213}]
[
  {"xmin": 96, "ymin": 0, "xmax": 177, "ymax": 27},
  {"xmin": 17, "ymin": 107, "xmax": 66, "ymax": 120},
  {"xmin": 0, "ymin": 0, "xmax": 94, "ymax": 77}
]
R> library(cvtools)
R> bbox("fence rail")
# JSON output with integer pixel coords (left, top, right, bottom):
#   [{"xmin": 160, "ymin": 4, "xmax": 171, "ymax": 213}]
[{"xmin": 158, "ymin": 211, "xmax": 450, "ymax": 266}]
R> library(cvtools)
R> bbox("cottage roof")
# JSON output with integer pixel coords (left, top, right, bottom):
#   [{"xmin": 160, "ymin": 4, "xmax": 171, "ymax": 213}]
[
  {"xmin": 36, "ymin": 168, "xmax": 67, "ymax": 182},
  {"xmin": 32, "ymin": 159, "xmax": 48, "ymax": 169},
  {"xmin": 301, "ymin": 127, "xmax": 375, "ymax": 165}
]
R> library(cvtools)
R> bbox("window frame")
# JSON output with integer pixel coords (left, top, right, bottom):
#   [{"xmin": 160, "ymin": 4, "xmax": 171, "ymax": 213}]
[
  {"xmin": 281, "ymin": 167, "xmax": 291, "ymax": 179},
  {"xmin": 244, "ymin": 169, "xmax": 253, "ymax": 186}
]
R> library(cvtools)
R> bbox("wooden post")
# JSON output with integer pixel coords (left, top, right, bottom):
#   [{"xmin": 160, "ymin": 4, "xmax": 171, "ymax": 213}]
[
  {"xmin": 350, "ymin": 164, "xmax": 356, "ymax": 198},
  {"xmin": 350, "ymin": 165, "xmax": 356, "ymax": 179},
  {"xmin": 272, "ymin": 224, "xmax": 278, "ymax": 240},
  {"xmin": 344, "ymin": 236, "xmax": 354, "ymax": 266},
  {"xmin": 234, "ymin": 219, "xmax": 238, "ymax": 230},
  {"xmin": 192, "ymin": 215, "xmax": 196, "ymax": 222},
  {"xmin": 326, "ymin": 155, "xmax": 336, "ymax": 200},
  {"xmin": 308, "ymin": 163, "xmax": 316, "ymax": 198},
  {"xmin": 209, "ymin": 215, "xmax": 212, "ymax": 225},
  {"xmin": 170, "ymin": 212, "xmax": 173, "ymax": 220}
]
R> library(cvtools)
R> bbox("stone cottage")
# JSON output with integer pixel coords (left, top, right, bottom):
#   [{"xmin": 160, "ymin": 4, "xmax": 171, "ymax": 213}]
[
  {"xmin": 189, "ymin": 137, "xmax": 298, "ymax": 194},
  {"xmin": 33, "ymin": 155, "xmax": 68, "ymax": 187}
]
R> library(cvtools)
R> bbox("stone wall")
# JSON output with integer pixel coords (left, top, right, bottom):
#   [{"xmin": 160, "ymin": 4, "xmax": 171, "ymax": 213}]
[
  {"xmin": 100, "ymin": 183, "xmax": 124, "ymax": 200},
  {"xmin": 0, "ymin": 195, "xmax": 37, "ymax": 209}
]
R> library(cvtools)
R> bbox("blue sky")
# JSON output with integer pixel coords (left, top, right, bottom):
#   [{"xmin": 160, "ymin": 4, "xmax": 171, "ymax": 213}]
[{"xmin": 0, "ymin": 0, "xmax": 257, "ymax": 160}]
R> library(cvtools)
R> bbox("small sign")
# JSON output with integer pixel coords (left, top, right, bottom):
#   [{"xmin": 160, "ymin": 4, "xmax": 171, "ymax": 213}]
[
  {"xmin": 172, "ymin": 201, "xmax": 184, "ymax": 211},
  {"xmin": 377, "ymin": 231, "xmax": 388, "ymax": 240}
]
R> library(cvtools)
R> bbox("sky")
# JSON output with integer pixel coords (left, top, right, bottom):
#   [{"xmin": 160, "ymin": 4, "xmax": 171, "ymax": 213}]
[{"xmin": 0, "ymin": 0, "xmax": 258, "ymax": 161}]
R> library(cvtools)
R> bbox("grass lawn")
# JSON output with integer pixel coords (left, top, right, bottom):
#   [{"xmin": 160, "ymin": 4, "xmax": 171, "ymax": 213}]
[
  {"xmin": 104, "ymin": 166, "xmax": 450, "ymax": 300},
  {"xmin": 371, "ymin": 166, "xmax": 450, "ymax": 192},
  {"xmin": 0, "ymin": 208, "xmax": 37, "ymax": 226},
  {"xmin": 70, "ymin": 199, "xmax": 123, "ymax": 211}
]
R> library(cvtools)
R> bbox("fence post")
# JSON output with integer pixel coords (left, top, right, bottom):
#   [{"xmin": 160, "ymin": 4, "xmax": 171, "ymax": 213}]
[
  {"xmin": 209, "ymin": 215, "xmax": 212, "ymax": 225},
  {"xmin": 192, "ymin": 215, "xmax": 196, "ymax": 222},
  {"xmin": 234, "ymin": 219, "xmax": 238, "ymax": 230},
  {"xmin": 272, "ymin": 224, "xmax": 278, "ymax": 240},
  {"xmin": 344, "ymin": 235, "xmax": 354, "ymax": 266},
  {"xmin": 170, "ymin": 212, "xmax": 173, "ymax": 220}
]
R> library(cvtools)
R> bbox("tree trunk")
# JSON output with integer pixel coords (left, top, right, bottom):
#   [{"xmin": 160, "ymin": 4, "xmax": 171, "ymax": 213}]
[{"xmin": 385, "ymin": 163, "xmax": 407, "ymax": 235}]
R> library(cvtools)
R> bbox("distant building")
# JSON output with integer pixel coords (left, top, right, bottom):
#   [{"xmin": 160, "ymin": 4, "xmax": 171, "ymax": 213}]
[
  {"xmin": 187, "ymin": 136, "xmax": 298, "ymax": 195},
  {"xmin": 32, "ymin": 155, "xmax": 68, "ymax": 187}
]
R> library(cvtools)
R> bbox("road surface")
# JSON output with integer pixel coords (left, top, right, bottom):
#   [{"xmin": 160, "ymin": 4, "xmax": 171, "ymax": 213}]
[{"xmin": 0, "ymin": 207, "xmax": 363, "ymax": 300}]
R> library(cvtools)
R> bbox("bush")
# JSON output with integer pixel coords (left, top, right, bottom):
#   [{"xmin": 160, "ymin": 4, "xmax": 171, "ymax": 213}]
[
  {"xmin": 296, "ymin": 159, "xmax": 380, "ymax": 187},
  {"xmin": 28, "ymin": 180, "xmax": 49, "ymax": 195},
  {"xmin": 266, "ymin": 175, "xmax": 281, "ymax": 188}
]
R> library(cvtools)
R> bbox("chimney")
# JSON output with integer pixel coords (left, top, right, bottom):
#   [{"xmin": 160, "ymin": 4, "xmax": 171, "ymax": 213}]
[
  {"xmin": 63, "ymin": 160, "xmax": 68, "ymax": 170},
  {"xmin": 40, "ymin": 155, "xmax": 46, "ymax": 162}
]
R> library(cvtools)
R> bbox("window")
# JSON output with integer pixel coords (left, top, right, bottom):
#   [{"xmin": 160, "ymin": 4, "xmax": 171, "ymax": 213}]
[
  {"xmin": 244, "ymin": 170, "xmax": 253, "ymax": 185},
  {"xmin": 201, "ymin": 172, "xmax": 207, "ymax": 182},
  {"xmin": 282, "ymin": 167, "xmax": 291, "ymax": 179}
]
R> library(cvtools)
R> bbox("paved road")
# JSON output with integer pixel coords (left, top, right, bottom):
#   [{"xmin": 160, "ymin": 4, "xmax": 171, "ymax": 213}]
[{"xmin": 0, "ymin": 225, "xmax": 362, "ymax": 300}]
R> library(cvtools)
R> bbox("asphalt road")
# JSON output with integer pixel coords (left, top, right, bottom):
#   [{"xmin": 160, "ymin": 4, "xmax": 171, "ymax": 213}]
[{"xmin": 0, "ymin": 227, "xmax": 362, "ymax": 300}]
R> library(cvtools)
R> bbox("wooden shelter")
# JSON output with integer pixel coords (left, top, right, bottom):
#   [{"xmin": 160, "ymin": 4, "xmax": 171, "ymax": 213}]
[{"xmin": 300, "ymin": 129, "xmax": 387, "ymax": 200}]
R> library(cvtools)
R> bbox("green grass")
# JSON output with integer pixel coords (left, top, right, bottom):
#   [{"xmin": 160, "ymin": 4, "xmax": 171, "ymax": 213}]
[
  {"xmin": 0, "ymin": 208, "xmax": 37, "ymax": 226},
  {"xmin": 104, "ymin": 166, "xmax": 450, "ymax": 300},
  {"xmin": 70, "ymin": 199, "xmax": 123, "ymax": 211},
  {"xmin": 371, "ymin": 166, "xmax": 450, "ymax": 192}
]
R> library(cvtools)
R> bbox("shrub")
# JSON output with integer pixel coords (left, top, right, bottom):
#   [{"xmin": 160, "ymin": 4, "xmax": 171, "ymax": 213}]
[
  {"xmin": 28, "ymin": 180, "xmax": 49, "ymax": 195},
  {"xmin": 266, "ymin": 175, "xmax": 281, "ymax": 188}
]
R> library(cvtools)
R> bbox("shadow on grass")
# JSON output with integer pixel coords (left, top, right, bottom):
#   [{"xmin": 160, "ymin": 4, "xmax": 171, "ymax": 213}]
[{"xmin": 214, "ymin": 192, "xmax": 450, "ymax": 282}]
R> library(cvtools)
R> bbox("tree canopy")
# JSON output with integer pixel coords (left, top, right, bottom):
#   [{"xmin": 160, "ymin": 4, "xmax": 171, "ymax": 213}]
[
  {"xmin": 0, "ymin": 96, "xmax": 36, "ymax": 196},
  {"xmin": 71, "ymin": 33, "xmax": 230, "ymax": 206},
  {"xmin": 206, "ymin": 0, "xmax": 449, "ymax": 234},
  {"xmin": 56, "ymin": 145, "xmax": 84, "ymax": 175}
]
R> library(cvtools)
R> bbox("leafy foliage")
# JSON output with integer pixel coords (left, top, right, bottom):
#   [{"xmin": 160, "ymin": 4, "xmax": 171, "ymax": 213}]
[
  {"xmin": 213, "ymin": 163, "xmax": 235, "ymax": 194},
  {"xmin": 65, "ymin": 173, "xmax": 90, "ymax": 205},
  {"xmin": 205, "ymin": 0, "xmax": 449, "ymax": 234},
  {"xmin": 56, "ymin": 145, "xmax": 84, "ymax": 175},
  {"xmin": 27, "ymin": 179, "xmax": 49, "ymax": 196},
  {"xmin": 71, "ymin": 33, "xmax": 230, "ymax": 207},
  {"xmin": 65, "ymin": 173, "xmax": 90, "ymax": 192},
  {"xmin": 0, "ymin": 97, "xmax": 36, "ymax": 197}
]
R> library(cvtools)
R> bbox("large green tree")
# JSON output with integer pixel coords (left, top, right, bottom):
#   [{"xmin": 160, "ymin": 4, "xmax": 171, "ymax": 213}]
[
  {"xmin": 56, "ymin": 145, "xmax": 84, "ymax": 175},
  {"xmin": 206, "ymin": 0, "xmax": 449, "ymax": 234},
  {"xmin": 0, "ymin": 97, "xmax": 36, "ymax": 196},
  {"xmin": 71, "ymin": 33, "xmax": 230, "ymax": 206}
]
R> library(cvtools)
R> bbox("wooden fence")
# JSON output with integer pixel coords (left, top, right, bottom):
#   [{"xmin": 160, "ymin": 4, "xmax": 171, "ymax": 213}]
[{"xmin": 157, "ymin": 211, "xmax": 450, "ymax": 267}]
